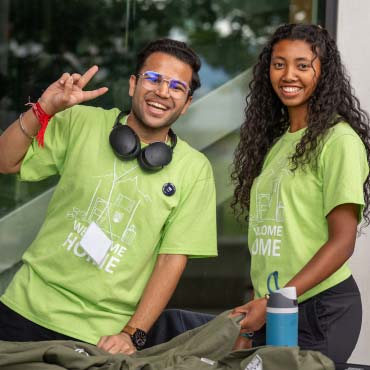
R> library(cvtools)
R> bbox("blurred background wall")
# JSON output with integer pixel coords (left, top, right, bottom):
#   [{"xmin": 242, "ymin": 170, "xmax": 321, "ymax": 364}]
[{"xmin": 337, "ymin": 0, "xmax": 370, "ymax": 365}]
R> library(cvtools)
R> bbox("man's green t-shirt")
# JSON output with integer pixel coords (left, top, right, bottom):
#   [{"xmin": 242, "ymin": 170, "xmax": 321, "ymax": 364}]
[
  {"xmin": 1, "ymin": 105, "xmax": 217, "ymax": 344},
  {"xmin": 248, "ymin": 122, "xmax": 369, "ymax": 302}
]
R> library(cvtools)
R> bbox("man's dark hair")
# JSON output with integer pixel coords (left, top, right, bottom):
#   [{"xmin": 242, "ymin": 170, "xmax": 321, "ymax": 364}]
[{"xmin": 134, "ymin": 38, "xmax": 201, "ymax": 95}]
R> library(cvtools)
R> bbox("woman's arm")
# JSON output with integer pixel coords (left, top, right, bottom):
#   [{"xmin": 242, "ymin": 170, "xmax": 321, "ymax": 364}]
[
  {"xmin": 233, "ymin": 202, "xmax": 359, "ymax": 331},
  {"xmin": 285, "ymin": 202, "xmax": 358, "ymax": 296}
]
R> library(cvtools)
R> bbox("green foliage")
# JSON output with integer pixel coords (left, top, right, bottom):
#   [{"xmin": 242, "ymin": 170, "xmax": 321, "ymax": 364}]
[{"xmin": 3, "ymin": 0, "xmax": 289, "ymax": 111}]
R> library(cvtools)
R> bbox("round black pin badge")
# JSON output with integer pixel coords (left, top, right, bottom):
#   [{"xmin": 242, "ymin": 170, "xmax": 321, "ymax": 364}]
[{"xmin": 162, "ymin": 183, "xmax": 176, "ymax": 196}]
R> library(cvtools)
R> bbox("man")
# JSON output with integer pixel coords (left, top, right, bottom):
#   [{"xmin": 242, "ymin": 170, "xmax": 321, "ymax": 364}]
[{"xmin": 0, "ymin": 39, "xmax": 217, "ymax": 354}]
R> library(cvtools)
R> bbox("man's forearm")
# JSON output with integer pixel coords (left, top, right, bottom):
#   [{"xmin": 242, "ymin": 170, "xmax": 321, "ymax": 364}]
[
  {"xmin": 97, "ymin": 254, "xmax": 187, "ymax": 354},
  {"xmin": 126, "ymin": 253, "xmax": 188, "ymax": 332},
  {"xmin": 0, "ymin": 109, "xmax": 40, "ymax": 174}
]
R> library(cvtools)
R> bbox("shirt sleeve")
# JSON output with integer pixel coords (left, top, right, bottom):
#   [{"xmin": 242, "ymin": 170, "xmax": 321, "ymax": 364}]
[
  {"xmin": 321, "ymin": 133, "xmax": 369, "ymax": 220},
  {"xmin": 159, "ymin": 160, "xmax": 218, "ymax": 258},
  {"xmin": 20, "ymin": 108, "xmax": 73, "ymax": 181}
]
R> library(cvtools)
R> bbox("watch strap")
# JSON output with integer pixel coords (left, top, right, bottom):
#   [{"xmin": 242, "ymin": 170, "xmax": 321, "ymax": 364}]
[{"xmin": 121, "ymin": 324, "xmax": 136, "ymax": 336}]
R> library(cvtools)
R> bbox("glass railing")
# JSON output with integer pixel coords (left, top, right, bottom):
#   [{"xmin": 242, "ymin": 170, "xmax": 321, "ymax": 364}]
[{"xmin": 0, "ymin": 0, "xmax": 293, "ymax": 215}]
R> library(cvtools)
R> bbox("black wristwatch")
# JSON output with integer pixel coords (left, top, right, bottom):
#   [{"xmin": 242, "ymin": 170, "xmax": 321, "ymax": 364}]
[{"xmin": 122, "ymin": 324, "xmax": 147, "ymax": 350}]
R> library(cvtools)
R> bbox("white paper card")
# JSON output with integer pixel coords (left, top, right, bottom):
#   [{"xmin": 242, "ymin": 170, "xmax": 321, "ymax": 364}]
[{"xmin": 80, "ymin": 222, "xmax": 112, "ymax": 264}]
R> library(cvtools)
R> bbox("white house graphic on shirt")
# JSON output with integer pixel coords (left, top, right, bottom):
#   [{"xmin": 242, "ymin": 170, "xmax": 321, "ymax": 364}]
[
  {"xmin": 250, "ymin": 156, "xmax": 291, "ymax": 225},
  {"xmin": 67, "ymin": 159, "xmax": 151, "ymax": 246}
]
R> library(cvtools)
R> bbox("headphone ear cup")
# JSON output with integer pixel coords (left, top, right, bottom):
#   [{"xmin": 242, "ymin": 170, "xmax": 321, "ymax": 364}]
[
  {"xmin": 109, "ymin": 125, "xmax": 141, "ymax": 160},
  {"xmin": 138, "ymin": 142, "xmax": 173, "ymax": 171}
]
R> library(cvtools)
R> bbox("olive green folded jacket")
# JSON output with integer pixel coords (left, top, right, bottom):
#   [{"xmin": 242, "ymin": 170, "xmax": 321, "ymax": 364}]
[{"xmin": 0, "ymin": 311, "xmax": 334, "ymax": 370}]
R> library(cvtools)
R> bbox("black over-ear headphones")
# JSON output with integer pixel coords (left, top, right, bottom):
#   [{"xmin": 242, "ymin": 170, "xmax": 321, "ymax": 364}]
[{"xmin": 109, "ymin": 111, "xmax": 177, "ymax": 171}]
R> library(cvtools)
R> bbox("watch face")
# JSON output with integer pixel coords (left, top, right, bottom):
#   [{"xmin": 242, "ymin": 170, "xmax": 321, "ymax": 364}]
[{"xmin": 133, "ymin": 328, "xmax": 147, "ymax": 349}]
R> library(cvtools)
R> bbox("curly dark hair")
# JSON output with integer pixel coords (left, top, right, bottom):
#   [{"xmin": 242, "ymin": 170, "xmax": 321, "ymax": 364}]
[{"xmin": 231, "ymin": 23, "xmax": 370, "ymax": 224}]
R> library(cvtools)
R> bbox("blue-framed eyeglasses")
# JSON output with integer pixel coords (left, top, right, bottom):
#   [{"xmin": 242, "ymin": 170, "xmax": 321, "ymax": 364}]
[{"xmin": 137, "ymin": 71, "xmax": 191, "ymax": 99}]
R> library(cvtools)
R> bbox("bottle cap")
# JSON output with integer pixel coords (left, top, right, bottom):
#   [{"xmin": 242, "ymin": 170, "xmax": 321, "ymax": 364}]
[
  {"xmin": 278, "ymin": 286, "xmax": 297, "ymax": 300},
  {"xmin": 267, "ymin": 287, "xmax": 297, "ymax": 309}
]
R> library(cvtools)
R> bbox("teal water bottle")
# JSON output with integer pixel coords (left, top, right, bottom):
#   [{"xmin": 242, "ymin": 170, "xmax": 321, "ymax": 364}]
[{"xmin": 266, "ymin": 271, "xmax": 298, "ymax": 346}]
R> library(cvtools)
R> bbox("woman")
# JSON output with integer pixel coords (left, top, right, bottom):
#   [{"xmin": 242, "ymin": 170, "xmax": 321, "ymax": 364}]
[{"xmin": 231, "ymin": 23, "xmax": 370, "ymax": 362}]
